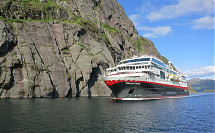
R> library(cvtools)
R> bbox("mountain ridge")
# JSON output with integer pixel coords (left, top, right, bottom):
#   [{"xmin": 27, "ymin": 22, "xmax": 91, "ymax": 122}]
[{"xmin": 188, "ymin": 78, "xmax": 215, "ymax": 93}]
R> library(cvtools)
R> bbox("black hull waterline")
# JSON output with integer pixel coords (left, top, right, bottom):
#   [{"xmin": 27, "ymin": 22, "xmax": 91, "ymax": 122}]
[{"xmin": 107, "ymin": 81, "xmax": 189, "ymax": 100}]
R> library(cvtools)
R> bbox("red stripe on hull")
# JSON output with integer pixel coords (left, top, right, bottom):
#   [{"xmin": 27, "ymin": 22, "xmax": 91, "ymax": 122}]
[
  {"xmin": 110, "ymin": 95, "xmax": 189, "ymax": 100},
  {"xmin": 104, "ymin": 80, "xmax": 188, "ymax": 90}
]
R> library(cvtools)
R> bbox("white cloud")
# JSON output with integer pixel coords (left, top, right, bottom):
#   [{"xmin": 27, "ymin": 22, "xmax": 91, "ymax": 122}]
[
  {"xmin": 129, "ymin": 14, "xmax": 140, "ymax": 27},
  {"xmin": 127, "ymin": 0, "xmax": 214, "ymax": 39},
  {"xmin": 138, "ymin": 26, "xmax": 172, "ymax": 38},
  {"xmin": 146, "ymin": 0, "xmax": 214, "ymax": 21},
  {"xmin": 192, "ymin": 16, "xmax": 215, "ymax": 29},
  {"xmin": 184, "ymin": 66, "xmax": 215, "ymax": 78}
]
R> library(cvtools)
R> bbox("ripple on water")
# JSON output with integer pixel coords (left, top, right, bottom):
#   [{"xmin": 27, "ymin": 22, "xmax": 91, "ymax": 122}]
[{"xmin": 0, "ymin": 94, "xmax": 214, "ymax": 132}]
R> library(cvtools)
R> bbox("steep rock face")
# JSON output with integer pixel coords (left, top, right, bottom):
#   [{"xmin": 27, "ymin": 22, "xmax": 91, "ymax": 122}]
[
  {"xmin": 0, "ymin": 0, "xmax": 162, "ymax": 98},
  {"xmin": 0, "ymin": 20, "xmax": 115, "ymax": 98},
  {"xmin": 55, "ymin": 0, "xmax": 137, "ymax": 36}
]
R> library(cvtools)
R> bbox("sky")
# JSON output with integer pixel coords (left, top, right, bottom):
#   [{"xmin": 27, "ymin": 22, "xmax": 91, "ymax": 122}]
[{"xmin": 116, "ymin": 0, "xmax": 214, "ymax": 79}]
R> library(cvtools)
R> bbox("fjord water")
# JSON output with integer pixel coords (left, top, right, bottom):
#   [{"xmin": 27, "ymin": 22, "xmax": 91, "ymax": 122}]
[{"xmin": 0, "ymin": 93, "xmax": 214, "ymax": 133}]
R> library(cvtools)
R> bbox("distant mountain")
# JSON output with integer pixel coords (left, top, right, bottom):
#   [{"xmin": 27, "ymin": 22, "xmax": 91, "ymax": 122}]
[{"xmin": 187, "ymin": 78, "xmax": 215, "ymax": 93}]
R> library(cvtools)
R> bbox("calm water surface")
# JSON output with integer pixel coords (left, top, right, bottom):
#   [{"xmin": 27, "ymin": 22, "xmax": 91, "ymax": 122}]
[{"xmin": 0, "ymin": 93, "xmax": 214, "ymax": 133}]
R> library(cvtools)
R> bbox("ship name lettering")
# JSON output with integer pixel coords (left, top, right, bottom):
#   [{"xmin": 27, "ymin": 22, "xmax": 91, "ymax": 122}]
[{"xmin": 126, "ymin": 82, "xmax": 141, "ymax": 85}]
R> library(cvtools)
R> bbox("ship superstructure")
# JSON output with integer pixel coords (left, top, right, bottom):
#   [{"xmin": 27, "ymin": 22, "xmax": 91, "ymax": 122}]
[{"xmin": 102, "ymin": 55, "xmax": 189, "ymax": 100}]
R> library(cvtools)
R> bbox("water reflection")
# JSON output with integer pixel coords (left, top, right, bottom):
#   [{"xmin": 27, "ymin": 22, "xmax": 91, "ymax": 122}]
[{"xmin": 0, "ymin": 94, "xmax": 214, "ymax": 132}]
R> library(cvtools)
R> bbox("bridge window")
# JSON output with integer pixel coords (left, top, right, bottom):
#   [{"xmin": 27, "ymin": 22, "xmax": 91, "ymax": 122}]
[
  {"xmin": 140, "ymin": 58, "xmax": 150, "ymax": 61},
  {"xmin": 152, "ymin": 58, "xmax": 166, "ymax": 67}
]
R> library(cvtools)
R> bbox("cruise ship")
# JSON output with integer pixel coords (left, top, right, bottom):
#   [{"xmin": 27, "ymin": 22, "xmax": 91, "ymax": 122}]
[{"xmin": 102, "ymin": 55, "xmax": 189, "ymax": 100}]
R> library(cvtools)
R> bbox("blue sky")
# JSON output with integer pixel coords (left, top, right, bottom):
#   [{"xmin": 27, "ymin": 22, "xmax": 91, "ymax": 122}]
[{"xmin": 117, "ymin": 0, "xmax": 214, "ymax": 79}]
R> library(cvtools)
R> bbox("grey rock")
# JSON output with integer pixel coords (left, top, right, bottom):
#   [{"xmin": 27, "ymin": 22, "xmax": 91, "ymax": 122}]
[{"xmin": 0, "ymin": 21, "xmax": 17, "ymax": 57}]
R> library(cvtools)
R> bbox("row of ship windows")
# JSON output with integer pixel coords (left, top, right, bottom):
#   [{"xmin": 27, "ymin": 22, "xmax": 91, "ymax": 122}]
[
  {"xmin": 108, "ymin": 65, "xmax": 178, "ymax": 78},
  {"xmin": 118, "ymin": 66, "xmax": 150, "ymax": 71},
  {"xmin": 118, "ymin": 58, "xmax": 167, "ymax": 69},
  {"xmin": 152, "ymin": 63, "xmax": 177, "ymax": 75},
  {"xmin": 152, "ymin": 58, "xmax": 167, "ymax": 67},
  {"xmin": 108, "ymin": 64, "xmax": 177, "ymax": 75},
  {"xmin": 118, "ymin": 58, "xmax": 173, "ymax": 73},
  {"xmin": 107, "ymin": 66, "xmax": 150, "ymax": 73},
  {"xmin": 119, "ymin": 58, "xmax": 150, "ymax": 65}
]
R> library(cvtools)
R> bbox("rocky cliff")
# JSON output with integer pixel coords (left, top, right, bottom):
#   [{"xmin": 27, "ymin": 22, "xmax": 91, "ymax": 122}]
[{"xmin": 0, "ymin": 0, "xmax": 162, "ymax": 98}]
